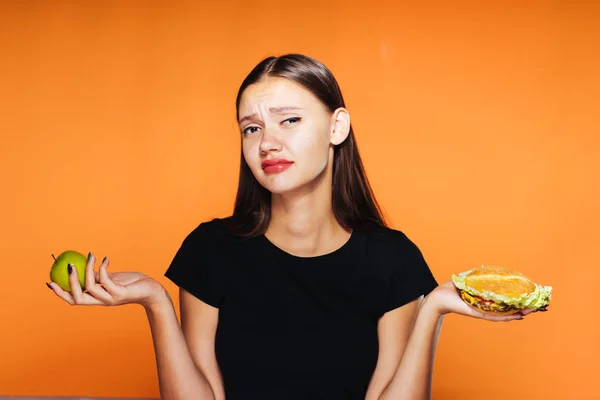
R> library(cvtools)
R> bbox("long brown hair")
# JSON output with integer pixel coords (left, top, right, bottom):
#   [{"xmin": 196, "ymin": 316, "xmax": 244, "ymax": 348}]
[{"xmin": 226, "ymin": 54, "xmax": 387, "ymax": 237}]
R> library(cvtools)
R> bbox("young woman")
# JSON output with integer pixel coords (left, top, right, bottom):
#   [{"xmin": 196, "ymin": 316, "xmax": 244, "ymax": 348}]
[{"xmin": 47, "ymin": 54, "xmax": 533, "ymax": 400}]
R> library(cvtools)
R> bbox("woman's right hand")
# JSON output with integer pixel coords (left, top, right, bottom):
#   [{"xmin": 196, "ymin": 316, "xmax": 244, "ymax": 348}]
[{"xmin": 46, "ymin": 253, "xmax": 168, "ymax": 309}]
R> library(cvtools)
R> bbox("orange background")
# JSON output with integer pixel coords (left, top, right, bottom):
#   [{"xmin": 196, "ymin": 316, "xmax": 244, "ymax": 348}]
[{"xmin": 1, "ymin": 1, "xmax": 598, "ymax": 398}]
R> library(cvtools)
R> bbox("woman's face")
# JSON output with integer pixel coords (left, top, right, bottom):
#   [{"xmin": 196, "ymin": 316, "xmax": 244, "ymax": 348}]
[{"xmin": 237, "ymin": 77, "xmax": 349, "ymax": 195}]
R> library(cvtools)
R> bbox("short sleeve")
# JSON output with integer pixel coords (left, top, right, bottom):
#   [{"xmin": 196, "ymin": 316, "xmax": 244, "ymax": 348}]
[
  {"xmin": 164, "ymin": 221, "xmax": 225, "ymax": 308},
  {"xmin": 381, "ymin": 232, "xmax": 438, "ymax": 314}
]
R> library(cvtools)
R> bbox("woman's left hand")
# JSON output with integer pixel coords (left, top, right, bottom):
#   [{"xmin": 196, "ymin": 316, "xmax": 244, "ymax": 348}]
[{"xmin": 425, "ymin": 281, "xmax": 540, "ymax": 322}]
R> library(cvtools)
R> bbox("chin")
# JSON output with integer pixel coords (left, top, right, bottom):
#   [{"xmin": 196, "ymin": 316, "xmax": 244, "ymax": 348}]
[
  {"xmin": 257, "ymin": 179, "xmax": 299, "ymax": 195},
  {"xmin": 253, "ymin": 172, "xmax": 310, "ymax": 195},
  {"xmin": 251, "ymin": 164, "xmax": 329, "ymax": 195}
]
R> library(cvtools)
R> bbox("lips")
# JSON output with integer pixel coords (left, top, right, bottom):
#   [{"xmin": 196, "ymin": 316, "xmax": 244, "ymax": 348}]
[
  {"xmin": 261, "ymin": 158, "xmax": 293, "ymax": 169},
  {"xmin": 261, "ymin": 158, "xmax": 294, "ymax": 173}
]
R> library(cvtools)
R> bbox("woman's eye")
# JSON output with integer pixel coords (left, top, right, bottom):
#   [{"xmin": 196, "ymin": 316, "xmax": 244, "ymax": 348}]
[
  {"xmin": 282, "ymin": 117, "xmax": 301, "ymax": 125},
  {"xmin": 242, "ymin": 126, "xmax": 260, "ymax": 135}
]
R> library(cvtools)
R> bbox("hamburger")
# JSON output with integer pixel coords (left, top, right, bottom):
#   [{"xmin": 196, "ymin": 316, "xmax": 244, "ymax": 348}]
[{"xmin": 451, "ymin": 266, "xmax": 552, "ymax": 315}]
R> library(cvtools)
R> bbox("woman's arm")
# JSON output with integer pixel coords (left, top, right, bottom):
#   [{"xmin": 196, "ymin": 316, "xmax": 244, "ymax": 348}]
[
  {"xmin": 364, "ymin": 299, "xmax": 421, "ymax": 400},
  {"xmin": 47, "ymin": 255, "xmax": 217, "ymax": 400},
  {"xmin": 145, "ymin": 290, "xmax": 216, "ymax": 400},
  {"xmin": 376, "ymin": 296, "xmax": 442, "ymax": 400},
  {"xmin": 179, "ymin": 289, "xmax": 226, "ymax": 400},
  {"xmin": 377, "ymin": 281, "xmax": 529, "ymax": 400}
]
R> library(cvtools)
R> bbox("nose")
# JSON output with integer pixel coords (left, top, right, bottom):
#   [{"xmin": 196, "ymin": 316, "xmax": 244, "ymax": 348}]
[{"xmin": 258, "ymin": 127, "xmax": 282, "ymax": 154}]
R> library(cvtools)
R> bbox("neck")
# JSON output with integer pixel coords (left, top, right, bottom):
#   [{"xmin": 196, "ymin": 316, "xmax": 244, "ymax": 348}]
[
  {"xmin": 266, "ymin": 176, "xmax": 351, "ymax": 257},
  {"xmin": 270, "ymin": 192, "xmax": 337, "ymax": 238}
]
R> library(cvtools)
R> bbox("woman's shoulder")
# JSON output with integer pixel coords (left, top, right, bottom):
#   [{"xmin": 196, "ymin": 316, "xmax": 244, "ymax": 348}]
[
  {"xmin": 361, "ymin": 223, "xmax": 420, "ymax": 249},
  {"xmin": 183, "ymin": 215, "xmax": 236, "ymax": 240},
  {"xmin": 169, "ymin": 216, "xmax": 242, "ymax": 265},
  {"xmin": 357, "ymin": 223, "xmax": 429, "ymax": 267},
  {"xmin": 360, "ymin": 225, "xmax": 438, "ymax": 312}
]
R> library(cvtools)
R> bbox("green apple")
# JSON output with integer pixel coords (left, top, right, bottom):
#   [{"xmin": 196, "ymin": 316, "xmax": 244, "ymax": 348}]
[{"xmin": 50, "ymin": 250, "xmax": 88, "ymax": 292}]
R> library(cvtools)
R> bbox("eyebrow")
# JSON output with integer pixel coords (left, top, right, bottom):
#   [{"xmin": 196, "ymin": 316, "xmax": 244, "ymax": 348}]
[{"xmin": 238, "ymin": 106, "xmax": 304, "ymax": 125}]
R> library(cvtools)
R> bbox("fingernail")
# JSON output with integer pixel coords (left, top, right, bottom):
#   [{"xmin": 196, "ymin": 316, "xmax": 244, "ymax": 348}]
[
  {"xmin": 46, "ymin": 282, "xmax": 52, "ymax": 289},
  {"xmin": 516, "ymin": 317, "xmax": 524, "ymax": 320},
  {"xmin": 67, "ymin": 264, "xmax": 73, "ymax": 274},
  {"xmin": 102, "ymin": 256, "xmax": 107, "ymax": 263},
  {"xmin": 87, "ymin": 252, "xmax": 92, "ymax": 261}
]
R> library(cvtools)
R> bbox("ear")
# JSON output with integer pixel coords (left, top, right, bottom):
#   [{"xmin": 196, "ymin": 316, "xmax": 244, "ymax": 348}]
[{"xmin": 330, "ymin": 107, "xmax": 351, "ymax": 146}]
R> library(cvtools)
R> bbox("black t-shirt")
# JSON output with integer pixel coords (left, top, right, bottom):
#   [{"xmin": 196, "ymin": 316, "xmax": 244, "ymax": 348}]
[{"xmin": 164, "ymin": 217, "xmax": 438, "ymax": 400}]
